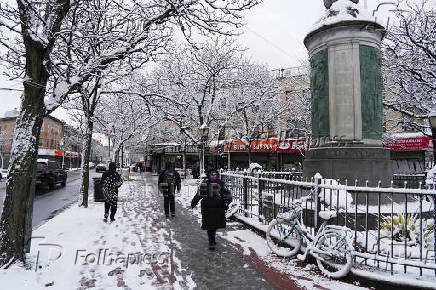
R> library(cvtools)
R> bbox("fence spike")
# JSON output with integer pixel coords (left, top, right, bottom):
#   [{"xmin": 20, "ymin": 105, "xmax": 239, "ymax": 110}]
[
  {"xmin": 391, "ymin": 180, "xmax": 394, "ymax": 188},
  {"xmin": 345, "ymin": 179, "xmax": 348, "ymax": 186},
  {"xmin": 365, "ymin": 180, "xmax": 369, "ymax": 187},
  {"xmin": 378, "ymin": 180, "xmax": 381, "ymax": 188},
  {"xmin": 419, "ymin": 181, "xmax": 422, "ymax": 190},
  {"xmin": 404, "ymin": 181, "xmax": 408, "ymax": 189}
]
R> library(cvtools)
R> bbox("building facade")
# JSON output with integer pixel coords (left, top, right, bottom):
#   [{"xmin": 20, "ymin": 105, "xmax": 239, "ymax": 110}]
[{"xmin": 0, "ymin": 110, "xmax": 84, "ymax": 169}]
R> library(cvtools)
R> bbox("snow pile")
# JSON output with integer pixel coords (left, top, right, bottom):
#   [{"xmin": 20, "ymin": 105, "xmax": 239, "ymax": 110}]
[
  {"xmin": 319, "ymin": 210, "xmax": 337, "ymax": 220},
  {"xmin": 425, "ymin": 167, "xmax": 436, "ymax": 189},
  {"xmin": 319, "ymin": 179, "xmax": 354, "ymax": 210},
  {"xmin": 248, "ymin": 162, "xmax": 263, "ymax": 175},
  {"xmin": 309, "ymin": 0, "xmax": 381, "ymax": 34}
]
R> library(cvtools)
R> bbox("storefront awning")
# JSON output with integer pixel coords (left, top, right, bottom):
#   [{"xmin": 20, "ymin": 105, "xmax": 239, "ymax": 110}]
[{"xmin": 384, "ymin": 133, "xmax": 433, "ymax": 151}]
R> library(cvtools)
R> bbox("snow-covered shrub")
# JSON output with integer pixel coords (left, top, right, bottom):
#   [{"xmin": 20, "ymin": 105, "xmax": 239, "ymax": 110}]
[{"xmin": 380, "ymin": 213, "xmax": 434, "ymax": 247}]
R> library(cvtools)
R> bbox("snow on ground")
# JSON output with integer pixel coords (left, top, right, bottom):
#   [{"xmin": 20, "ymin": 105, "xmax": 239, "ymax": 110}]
[
  {"xmin": 0, "ymin": 178, "xmax": 191, "ymax": 289},
  {"xmin": 176, "ymin": 179, "xmax": 369, "ymax": 290},
  {"xmin": 221, "ymin": 229, "xmax": 367, "ymax": 290},
  {"xmin": 1, "ymin": 175, "xmax": 430, "ymax": 289}
]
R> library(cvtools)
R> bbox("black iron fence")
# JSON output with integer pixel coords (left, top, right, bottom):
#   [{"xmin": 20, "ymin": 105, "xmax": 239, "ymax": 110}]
[{"xmin": 220, "ymin": 170, "xmax": 436, "ymax": 283}]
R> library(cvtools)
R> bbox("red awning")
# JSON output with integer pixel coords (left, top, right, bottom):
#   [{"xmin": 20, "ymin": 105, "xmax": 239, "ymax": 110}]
[{"xmin": 384, "ymin": 134, "xmax": 433, "ymax": 151}]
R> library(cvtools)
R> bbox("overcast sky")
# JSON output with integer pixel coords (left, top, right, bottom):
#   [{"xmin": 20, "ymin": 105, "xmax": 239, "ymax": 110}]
[{"xmin": 0, "ymin": 0, "xmax": 393, "ymax": 121}]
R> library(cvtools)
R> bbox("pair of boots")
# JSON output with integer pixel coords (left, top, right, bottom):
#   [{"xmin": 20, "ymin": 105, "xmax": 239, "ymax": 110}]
[
  {"xmin": 165, "ymin": 213, "xmax": 175, "ymax": 218},
  {"xmin": 103, "ymin": 214, "xmax": 115, "ymax": 222}
]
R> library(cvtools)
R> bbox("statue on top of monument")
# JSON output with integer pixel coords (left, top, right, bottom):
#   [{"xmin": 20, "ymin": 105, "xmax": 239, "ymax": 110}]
[{"xmin": 324, "ymin": 0, "xmax": 359, "ymax": 9}]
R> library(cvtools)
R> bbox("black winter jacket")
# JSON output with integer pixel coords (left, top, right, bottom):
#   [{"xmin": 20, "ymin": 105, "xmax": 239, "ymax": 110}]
[
  {"xmin": 158, "ymin": 169, "xmax": 181, "ymax": 195},
  {"xmin": 191, "ymin": 178, "xmax": 232, "ymax": 230},
  {"xmin": 101, "ymin": 170, "xmax": 123, "ymax": 205}
]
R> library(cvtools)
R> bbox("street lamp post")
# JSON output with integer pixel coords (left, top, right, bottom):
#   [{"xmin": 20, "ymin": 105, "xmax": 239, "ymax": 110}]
[
  {"xmin": 227, "ymin": 140, "xmax": 233, "ymax": 170},
  {"xmin": 428, "ymin": 111, "xmax": 436, "ymax": 266},
  {"xmin": 429, "ymin": 113, "xmax": 436, "ymax": 167},
  {"xmin": 200, "ymin": 126, "xmax": 209, "ymax": 176}
]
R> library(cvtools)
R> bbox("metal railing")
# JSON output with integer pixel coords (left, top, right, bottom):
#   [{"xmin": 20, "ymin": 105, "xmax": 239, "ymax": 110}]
[{"xmin": 220, "ymin": 170, "xmax": 436, "ymax": 282}]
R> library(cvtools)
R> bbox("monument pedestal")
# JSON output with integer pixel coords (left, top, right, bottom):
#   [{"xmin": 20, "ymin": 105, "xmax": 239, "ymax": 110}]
[{"xmin": 303, "ymin": 146, "xmax": 392, "ymax": 187}]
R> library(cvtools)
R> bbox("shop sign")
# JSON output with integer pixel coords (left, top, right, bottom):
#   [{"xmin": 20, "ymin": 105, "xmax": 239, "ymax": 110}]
[
  {"xmin": 224, "ymin": 140, "xmax": 248, "ymax": 152},
  {"xmin": 385, "ymin": 136, "xmax": 433, "ymax": 151},
  {"xmin": 163, "ymin": 145, "xmax": 199, "ymax": 153},
  {"xmin": 251, "ymin": 139, "xmax": 277, "ymax": 152},
  {"xmin": 224, "ymin": 140, "xmax": 277, "ymax": 152},
  {"xmin": 276, "ymin": 139, "xmax": 308, "ymax": 153},
  {"xmin": 165, "ymin": 146, "xmax": 180, "ymax": 153},
  {"xmin": 185, "ymin": 145, "xmax": 199, "ymax": 153}
]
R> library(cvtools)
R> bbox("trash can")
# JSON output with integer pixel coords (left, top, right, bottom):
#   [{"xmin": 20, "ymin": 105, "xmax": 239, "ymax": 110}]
[{"xmin": 93, "ymin": 177, "xmax": 105, "ymax": 202}]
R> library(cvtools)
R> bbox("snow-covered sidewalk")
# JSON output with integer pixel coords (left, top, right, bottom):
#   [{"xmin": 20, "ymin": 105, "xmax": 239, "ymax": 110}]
[{"xmin": 0, "ymin": 174, "xmax": 370, "ymax": 289}]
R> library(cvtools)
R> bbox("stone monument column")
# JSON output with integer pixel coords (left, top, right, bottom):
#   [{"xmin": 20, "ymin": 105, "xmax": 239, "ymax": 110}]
[{"xmin": 303, "ymin": 0, "xmax": 393, "ymax": 187}]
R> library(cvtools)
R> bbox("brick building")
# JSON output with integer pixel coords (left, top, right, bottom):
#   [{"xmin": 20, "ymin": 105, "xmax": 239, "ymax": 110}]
[{"xmin": 0, "ymin": 109, "xmax": 75, "ymax": 169}]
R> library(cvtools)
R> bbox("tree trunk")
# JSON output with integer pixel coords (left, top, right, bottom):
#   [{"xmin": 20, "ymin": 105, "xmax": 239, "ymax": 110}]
[
  {"xmin": 0, "ymin": 43, "xmax": 48, "ymax": 266},
  {"xmin": 182, "ymin": 150, "xmax": 186, "ymax": 179},
  {"xmin": 121, "ymin": 146, "xmax": 124, "ymax": 167},
  {"xmin": 114, "ymin": 148, "xmax": 120, "ymax": 168},
  {"xmin": 80, "ymin": 119, "xmax": 94, "ymax": 208}
]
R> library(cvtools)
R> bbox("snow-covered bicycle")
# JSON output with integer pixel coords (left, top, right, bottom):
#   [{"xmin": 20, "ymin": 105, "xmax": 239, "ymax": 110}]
[{"xmin": 266, "ymin": 196, "xmax": 355, "ymax": 279}]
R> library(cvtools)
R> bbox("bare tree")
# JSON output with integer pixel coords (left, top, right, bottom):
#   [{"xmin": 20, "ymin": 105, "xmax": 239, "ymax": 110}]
[
  {"xmin": 383, "ymin": 0, "xmax": 435, "ymax": 134},
  {"xmin": 96, "ymin": 92, "xmax": 158, "ymax": 168},
  {"xmin": 0, "ymin": 0, "xmax": 261, "ymax": 267}
]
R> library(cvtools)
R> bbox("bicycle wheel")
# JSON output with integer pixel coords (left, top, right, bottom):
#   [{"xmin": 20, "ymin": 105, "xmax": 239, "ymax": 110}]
[
  {"xmin": 266, "ymin": 219, "xmax": 301, "ymax": 257},
  {"xmin": 315, "ymin": 231, "xmax": 352, "ymax": 278}
]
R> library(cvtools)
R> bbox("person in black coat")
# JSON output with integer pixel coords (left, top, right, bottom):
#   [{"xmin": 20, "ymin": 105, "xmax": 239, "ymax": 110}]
[
  {"xmin": 191, "ymin": 167, "xmax": 232, "ymax": 250},
  {"xmin": 158, "ymin": 163, "xmax": 181, "ymax": 218},
  {"xmin": 101, "ymin": 162, "xmax": 123, "ymax": 222}
]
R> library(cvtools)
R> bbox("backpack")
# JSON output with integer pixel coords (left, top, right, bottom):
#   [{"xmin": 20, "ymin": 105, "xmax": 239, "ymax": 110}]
[{"xmin": 160, "ymin": 170, "xmax": 176, "ymax": 196}]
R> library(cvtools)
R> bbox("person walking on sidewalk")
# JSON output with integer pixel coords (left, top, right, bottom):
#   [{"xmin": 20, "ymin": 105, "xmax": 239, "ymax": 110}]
[
  {"xmin": 190, "ymin": 167, "xmax": 232, "ymax": 250},
  {"xmin": 158, "ymin": 163, "xmax": 181, "ymax": 218},
  {"xmin": 101, "ymin": 162, "xmax": 123, "ymax": 222}
]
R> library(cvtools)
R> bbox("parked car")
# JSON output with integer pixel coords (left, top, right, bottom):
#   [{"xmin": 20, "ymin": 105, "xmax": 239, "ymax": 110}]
[
  {"xmin": 89, "ymin": 162, "xmax": 96, "ymax": 169},
  {"xmin": 36, "ymin": 159, "xmax": 67, "ymax": 190},
  {"xmin": 95, "ymin": 163, "xmax": 107, "ymax": 172}
]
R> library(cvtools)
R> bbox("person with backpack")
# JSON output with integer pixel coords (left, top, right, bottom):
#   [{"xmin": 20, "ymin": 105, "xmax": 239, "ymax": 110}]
[
  {"xmin": 101, "ymin": 162, "xmax": 123, "ymax": 222},
  {"xmin": 158, "ymin": 163, "xmax": 181, "ymax": 218},
  {"xmin": 190, "ymin": 166, "xmax": 232, "ymax": 250}
]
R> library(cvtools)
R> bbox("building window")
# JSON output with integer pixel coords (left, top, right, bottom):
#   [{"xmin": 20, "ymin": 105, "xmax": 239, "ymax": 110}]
[{"xmin": 39, "ymin": 139, "xmax": 43, "ymax": 146}]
